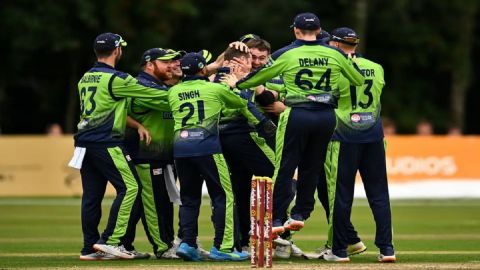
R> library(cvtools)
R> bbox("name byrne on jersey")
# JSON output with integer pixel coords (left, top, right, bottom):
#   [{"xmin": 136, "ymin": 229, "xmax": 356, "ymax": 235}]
[
  {"xmin": 80, "ymin": 74, "xmax": 102, "ymax": 83},
  {"xmin": 178, "ymin": 90, "xmax": 200, "ymax": 101}
]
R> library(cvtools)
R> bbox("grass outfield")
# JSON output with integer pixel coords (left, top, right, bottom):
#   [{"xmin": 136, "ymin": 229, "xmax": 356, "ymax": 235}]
[{"xmin": 0, "ymin": 198, "xmax": 479, "ymax": 269}]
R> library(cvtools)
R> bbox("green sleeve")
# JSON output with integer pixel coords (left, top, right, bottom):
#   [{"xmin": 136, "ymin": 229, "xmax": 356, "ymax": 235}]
[
  {"xmin": 265, "ymin": 76, "xmax": 286, "ymax": 96},
  {"xmin": 110, "ymin": 73, "xmax": 166, "ymax": 99},
  {"xmin": 132, "ymin": 95, "xmax": 170, "ymax": 111},
  {"xmin": 236, "ymin": 57, "xmax": 288, "ymax": 90},
  {"xmin": 218, "ymin": 85, "xmax": 249, "ymax": 109},
  {"xmin": 239, "ymin": 107, "xmax": 261, "ymax": 125},
  {"xmin": 339, "ymin": 55, "xmax": 364, "ymax": 86}
]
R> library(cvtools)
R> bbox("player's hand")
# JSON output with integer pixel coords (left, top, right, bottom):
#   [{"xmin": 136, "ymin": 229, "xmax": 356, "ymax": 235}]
[
  {"xmin": 137, "ymin": 126, "xmax": 151, "ymax": 146},
  {"xmin": 205, "ymin": 52, "xmax": 224, "ymax": 76},
  {"xmin": 229, "ymin": 41, "xmax": 249, "ymax": 53},
  {"xmin": 231, "ymin": 56, "xmax": 251, "ymax": 74},
  {"xmin": 263, "ymin": 101, "xmax": 286, "ymax": 115},
  {"xmin": 220, "ymin": 73, "xmax": 239, "ymax": 88},
  {"xmin": 230, "ymin": 64, "xmax": 248, "ymax": 80}
]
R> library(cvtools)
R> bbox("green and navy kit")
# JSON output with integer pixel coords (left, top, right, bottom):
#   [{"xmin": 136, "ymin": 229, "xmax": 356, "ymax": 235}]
[
  {"xmin": 265, "ymin": 76, "xmax": 286, "ymax": 95},
  {"xmin": 168, "ymin": 75, "xmax": 264, "ymax": 158},
  {"xmin": 332, "ymin": 55, "xmax": 385, "ymax": 143},
  {"xmin": 126, "ymin": 71, "xmax": 174, "ymax": 162},
  {"xmin": 237, "ymin": 39, "xmax": 364, "ymax": 108},
  {"xmin": 213, "ymin": 70, "xmax": 264, "ymax": 135},
  {"xmin": 75, "ymin": 62, "xmax": 169, "ymax": 147},
  {"xmin": 218, "ymin": 89, "xmax": 259, "ymax": 135}
]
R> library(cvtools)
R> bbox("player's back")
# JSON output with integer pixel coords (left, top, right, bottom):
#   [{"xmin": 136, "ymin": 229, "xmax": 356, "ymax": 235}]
[
  {"xmin": 334, "ymin": 56, "xmax": 385, "ymax": 143},
  {"xmin": 75, "ymin": 62, "xmax": 130, "ymax": 146},
  {"xmin": 237, "ymin": 40, "xmax": 364, "ymax": 108},
  {"xmin": 168, "ymin": 77, "xmax": 247, "ymax": 158}
]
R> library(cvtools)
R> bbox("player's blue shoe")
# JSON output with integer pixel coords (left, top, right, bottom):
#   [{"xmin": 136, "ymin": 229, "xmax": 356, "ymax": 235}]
[
  {"xmin": 208, "ymin": 246, "xmax": 248, "ymax": 261},
  {"xmin": 176, "ymin": 243, "xmax": 203, "ymax": 261}
]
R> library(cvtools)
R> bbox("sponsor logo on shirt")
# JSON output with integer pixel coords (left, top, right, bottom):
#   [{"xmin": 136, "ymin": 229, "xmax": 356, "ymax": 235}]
[
  {"xmin": 152, "ymin": 168, "xmax": 163, "ymax": 175},
  {"xmin": 306, "ymin": 93, "xmax": 331, "ymax": 103},
  {"xmin": 350, "ymin": 112, "xmax": 374, "ymax": 126},
  {"xmin": 180, "ymin": 130, "xmax": 189, "ymax": 138}
]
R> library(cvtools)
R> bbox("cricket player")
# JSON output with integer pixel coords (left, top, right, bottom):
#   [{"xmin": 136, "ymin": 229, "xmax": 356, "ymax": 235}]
[
  {"xmin": 74, "ymin": 33, "xmax": 171, "ymax": 260},
  {"xmin": 322, "ymin": 27, "xmax": 395, "ymax": 263},
  {"xmin": 236, "ymin": 13, "xmax": 364, "ymax": 236},
  {"xmin": 169, "ymin": 52, "xmax": 262, "ymax": 261},
  {"xmin": 215, "ymin": 46, "xmax": 276, "ymax": 252},
  {"xmin": 121, "ymin": 48, "xmax": 184, "ymax": 259}
]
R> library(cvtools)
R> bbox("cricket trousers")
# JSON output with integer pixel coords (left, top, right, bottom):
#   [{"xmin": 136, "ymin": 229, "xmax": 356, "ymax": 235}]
[
  {"xmin": 327, "ymin": 140, "xmax": 394, "ymax": 257},
  {"xmin": 80, "ymin": 146, "xmax": 140, "ymax": 255},
  {"xmin": 122, "ymin": 161, "xmax": 175, "ymax": 254},
  {"xmin": 175, "ymin": 154, "xmax": 236, "ymax": 251},
  {"xmin": 272, "ymin": 106, "xmax": 336, "ymax": 226},
  {"xmin": 220, "ymin": 131, "xmax": 275, "ymax": 247}
]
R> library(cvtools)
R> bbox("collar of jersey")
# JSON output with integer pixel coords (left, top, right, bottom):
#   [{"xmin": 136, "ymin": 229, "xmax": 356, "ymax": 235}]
[
  {"xmin": 137, "ymin": 71, "xmax": 167, "ymax": 87},
  {"xmin": 182, "ymin": 75, "xmax": 209, "ymax": 82},
  {"xmin": 293, "ymin": 39, "xmax": 323, "ymax": 46},
  {"xmin": 94, "ymin": 61, "xmax": 115, "ymax": 70}
]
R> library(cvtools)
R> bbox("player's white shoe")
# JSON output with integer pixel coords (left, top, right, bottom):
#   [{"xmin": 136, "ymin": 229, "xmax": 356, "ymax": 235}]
[
  {"xmin": 315, "ymin": 245, "xmax": 331, "ymax": 258},
  {"xmin": 196, "ymin": 241, "xmax": 210, "ymax": 259},
  {"xmin": 158, "ymin": 246, "xmax": 180, "ymax": 259},
  {"xmin": 93, "ymin": 244, "xmax": 134, "ymax": 259},
  {"xmin": 273, "ymin": 236, "xmax": 291, "ymax": 246},
  {"xmin": 378, "ymin": 253, "xmax": 396, "ymax": 263},
  {"xmin": 290, "ymin": 243, "xmax": 304, "ymax": 258},
  {"xmin": 130, "ymin": 250, "xmax": 150, "ymax": 259},
  {"xmin": 79, "ymin": 251, "xmax": 118, "ymax": 260},
  {"xmin": 274, "ymin": 245, "xmax": 291, "ymax": 259},
  {"xmin": 323, "ymin": 250, "xmax": 350, "ymax": 262},
  {"xmin": 347, "ymin": 241, "xmax": 367, "ymax": 256}
]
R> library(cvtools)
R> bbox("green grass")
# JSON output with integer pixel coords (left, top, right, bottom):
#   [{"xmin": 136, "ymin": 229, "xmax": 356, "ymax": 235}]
[{"xmin": 0, "ymin": 197, "xmax": 479, "ymax": 269}]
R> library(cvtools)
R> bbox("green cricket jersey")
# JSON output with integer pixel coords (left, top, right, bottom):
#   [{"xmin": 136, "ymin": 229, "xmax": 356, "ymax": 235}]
[
  {"xmin": 219, "ymin": 88, "xmax": 256, "ymax": 134},
  {"xmin": 237, "ymin": 39, "xmax": 364, "ymax": 108},
  {"xmin": 126, "ymin": 71, "xmax": 174, "ymax": 162},
  {"xmin": 168, "ymin": 76, "xmax": 261, "ymax": 158},
  {"xmin": 332, "ymin": 56, "xmax": 385, "ymax": 143},
  {"xmin": 74, "ymin": 62, "xmax": 169, "ymax": 147}
]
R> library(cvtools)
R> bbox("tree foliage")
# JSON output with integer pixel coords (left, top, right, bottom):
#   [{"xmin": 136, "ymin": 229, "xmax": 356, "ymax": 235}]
[{"xmin": 0, "ymin": 0, "xmax": 478, "ymax": 134}]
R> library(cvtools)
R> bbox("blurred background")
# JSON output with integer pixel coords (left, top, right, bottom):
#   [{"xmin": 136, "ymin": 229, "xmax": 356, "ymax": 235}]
[{"xmin": 0, "ymin": 0, "xmax": 479, "ymax": 135}]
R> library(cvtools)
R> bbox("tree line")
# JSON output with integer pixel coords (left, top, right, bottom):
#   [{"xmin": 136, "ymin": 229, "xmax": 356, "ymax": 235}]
[{"xmin": 0, "ymin": 0, "xmax": 478, "ymax": 134}]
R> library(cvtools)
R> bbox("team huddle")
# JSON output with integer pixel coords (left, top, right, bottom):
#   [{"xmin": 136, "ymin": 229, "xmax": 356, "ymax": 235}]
[{"xmin": 71, "ymin": 12, "xmax": 395, "ymax": 263}]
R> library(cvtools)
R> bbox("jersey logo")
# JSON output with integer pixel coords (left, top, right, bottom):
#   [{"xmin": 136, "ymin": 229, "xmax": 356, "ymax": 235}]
[
  {"xmin": 306, "ymin": 93, "xmax": 331, "ymax": 103},
  {"xmin": 350, "ymin": 112, "xmax": 375, "ymax": 126},
  {"xmin": 179, "ymin": 129, "xmax": 205, "ymax": 140},
  {"xmin": 152, "ymin": 168, "xmax": 163, "ymax": 175}
]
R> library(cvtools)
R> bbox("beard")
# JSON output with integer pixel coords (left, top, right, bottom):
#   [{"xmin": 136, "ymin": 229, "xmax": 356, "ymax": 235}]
[{"xmin": 153, "ymin": 64, "xmax": 172, "ymax": 81}]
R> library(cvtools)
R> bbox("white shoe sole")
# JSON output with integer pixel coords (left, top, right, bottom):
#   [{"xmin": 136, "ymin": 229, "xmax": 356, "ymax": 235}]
[{"xmin": 93, "ymin": 244, "xmax": 134, "ymax": 259}]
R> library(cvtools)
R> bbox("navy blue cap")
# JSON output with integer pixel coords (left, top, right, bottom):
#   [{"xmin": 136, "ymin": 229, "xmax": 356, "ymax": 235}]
[
  {"xmin": 239, "ymin": 33, "xmax": 260, "ymax": 43},
  {"xmin": 141, "ymin": 48, "xmax": 181, "ymax": 65},
  {"xmin": 291, "ymin": 12, "xmax": 320, "ymax": 30},
  {"xmin": 180, "ymin": 52, "xmax": 207, "ymax": 75},
  {"xmin": 93, "ymin": 32, "xmax": 127, "ymax": 51},
  {"xmin": 316, "ymin": 30, "xmax": 331, "ymax": 44},
  {"xmin": 331, "ymin": 27, "xmax": 360, "ymax": 45}
]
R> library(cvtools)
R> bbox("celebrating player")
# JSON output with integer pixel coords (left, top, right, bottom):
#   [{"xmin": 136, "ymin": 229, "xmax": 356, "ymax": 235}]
[
  {"xmin": 323, "ymin": 27, "xmax": 395, "ymax": 263},
  {"xmin": 236, "ymin": 13, "xmax": 364, "ymax": 237}
]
